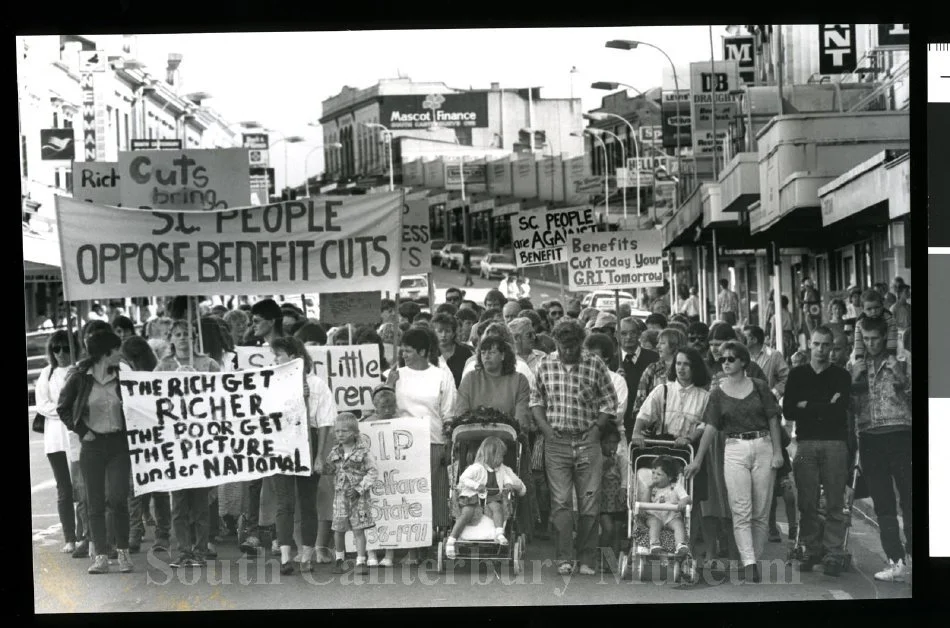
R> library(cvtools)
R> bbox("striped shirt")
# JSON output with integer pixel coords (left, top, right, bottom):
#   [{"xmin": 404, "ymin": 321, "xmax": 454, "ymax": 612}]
[
  {"xmin": 530, "ymin": 352, "xmax": 618, "ymax": 433},
  {"xmin": 634, "ymin": 359, "xmax": 671, "ymax": 418}
]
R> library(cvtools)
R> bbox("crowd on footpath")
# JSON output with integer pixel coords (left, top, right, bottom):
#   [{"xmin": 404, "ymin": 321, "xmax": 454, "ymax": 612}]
[{"xmin": 32, "ymin": 275, "xmax": 911, "ymax": 584}]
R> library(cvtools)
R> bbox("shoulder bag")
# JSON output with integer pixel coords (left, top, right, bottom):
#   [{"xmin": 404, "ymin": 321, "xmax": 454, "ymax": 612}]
[{"xmin": 31, "ymin": 367, "xmax": 55, "ymax": 434}]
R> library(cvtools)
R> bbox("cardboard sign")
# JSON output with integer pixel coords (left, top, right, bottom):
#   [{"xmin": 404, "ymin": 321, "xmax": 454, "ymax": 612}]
[
  {"xmin": 232, "ymin": 345, "xmax": 382, "ymax": 411},
  {"xmin": 343, "ymin": 417, "xmax": 433, "ymax": 551},
  {"xmin": 567, "ymin": 230, "xmax": 665, "ymax": 291},
  {"xmin": 319, "ymin": 291, "xmax": 382, "ymax": 325},
  {"xmin": 510, "ymin": 205, "xmax": 597, "ymax": 267},
  {"xmin": 55, "ymin": 192, "xmax": 403, "ymax": 301},
  {"xmin": 73, "ymin": 161, "xmax": 120, "ymax": 205},
  {"xmin": 117, "ymin": 147, "xmax": 251, "ymax": 210},
  {"xmin": 121, "ymin": 360, "xmax": 310, "ymax": 495},
  {"xmin": 401, "ymin": 199, "xmax": 432, "ymax": 274}
]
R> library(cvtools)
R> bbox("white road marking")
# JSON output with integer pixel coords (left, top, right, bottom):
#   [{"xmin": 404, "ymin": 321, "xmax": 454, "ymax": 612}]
[
  {"xmin": 31, "ymin": 479, "xmax": 56, "ymax": 494},
  {"xmin": 828, "ymin": 590, "xmax": 853, "ymax": 600},
  {"xmin": 32, "ymin": 513, "xmax": 60, "ymax": 518}
]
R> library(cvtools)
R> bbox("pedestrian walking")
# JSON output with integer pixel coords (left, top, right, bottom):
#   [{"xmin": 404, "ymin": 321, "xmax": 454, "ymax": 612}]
[
  {"xmin": 717, "ymin": 279, "xmax": 740, "ymax": 327},
  {"xmin": 850, "ymin": 316, "xmax": 912, "ymax": 582},
  {"xmin": 57, "ymin": 330, "xmax": 135, "ymax": 575},
  {"xmin": 783, "ymin": 327, "xmax": 853, "ymax": 575},
  {"xmin": 462, "ymin": 247, "xmax": 474, "ymax": 287},
  {"xmin": 530, "ymin": 319, "xmax": 618, "ymax": 576}
]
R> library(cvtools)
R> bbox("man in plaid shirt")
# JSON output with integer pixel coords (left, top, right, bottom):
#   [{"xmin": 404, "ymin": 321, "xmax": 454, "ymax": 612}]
[{"xmin": 531, "ymin": 319, "xmax": 618, "ymax": 576}]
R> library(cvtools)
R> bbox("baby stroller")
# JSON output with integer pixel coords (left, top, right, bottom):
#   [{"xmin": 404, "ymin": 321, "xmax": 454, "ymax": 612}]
[
  {"xmin": 786, "ymin": 450, "xmax": 862, "ymax": 572},
  {"xmin": 435, "ymin": 422, "xmax": 528, "ymax": 574},
  {"xmin": 619, "ymin": 439, "xmax": 698, "ymax": 584}
]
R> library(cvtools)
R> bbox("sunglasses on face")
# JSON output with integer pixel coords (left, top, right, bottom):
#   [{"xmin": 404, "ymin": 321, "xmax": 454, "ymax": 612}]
[
  {"xmin": 718, "ymin": 355, "xmax": 738, "ymax": 364},
  {"xmin": 688, "ymin": 336, "xmax": 705, "ymax": 342},
  {"xmin": 51, "ymin": 345, "xmax": 69, "ymax": 353},
  {"xmin": 447, "ymin": 296, "xmax": 461, "ymax": 302}
]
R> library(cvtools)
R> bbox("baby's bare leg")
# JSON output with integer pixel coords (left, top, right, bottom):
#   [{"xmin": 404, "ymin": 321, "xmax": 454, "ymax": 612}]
[
  {"xmin": 485, "ymin": 501, "xmax": 504, "ymax": 529},
  {"xmin": 647, "ymin": 515, "xmax": 663, "ymax": 546},
  {"xmin": 668, "ymin": 517, "xmax": 686, "ymax": 547},
  {"xmin": 449, "ymin": 506, "xmax": 477, "ymax": 539}
]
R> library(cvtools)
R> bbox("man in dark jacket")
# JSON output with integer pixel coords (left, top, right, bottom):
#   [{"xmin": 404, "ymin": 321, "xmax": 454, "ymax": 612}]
[{"xmin": 617, "ymin": 317, "xmax": 658, "ymax": 441}]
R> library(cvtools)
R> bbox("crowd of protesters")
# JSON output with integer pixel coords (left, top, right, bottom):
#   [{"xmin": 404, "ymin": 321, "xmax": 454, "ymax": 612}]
[{"xmin": 34, "ymin": 275, "xmax": 911, "ymax": 583}]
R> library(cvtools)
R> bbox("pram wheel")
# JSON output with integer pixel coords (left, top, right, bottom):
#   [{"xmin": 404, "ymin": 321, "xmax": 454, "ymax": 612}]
[
  {"xmin": 672, "ymin": 560, "xmax": 681, "ymax": 583},
  {"xmin": 436, "ymin": 541, "xmax": 445, "ymax": 573},
  {"xmin": 619, "ymin": 552, "xmax": 631, "ymax": 581},
  {"xmin": 512, "ymin": 535, "xmax": 525, "ymax": 576},
  {"xmin": 633, "ymin": 555, "xmax": 647, "ymax": 582}
]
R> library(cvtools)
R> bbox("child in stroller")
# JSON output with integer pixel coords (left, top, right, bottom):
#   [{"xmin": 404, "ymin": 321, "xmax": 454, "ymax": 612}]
[
  {"xmin": 446, "ymin": 436, "xmax": 526, "ymax": 559},
  {"xmin": 645, "ymin": 456, "xmax": 691, "ymax": 557}
]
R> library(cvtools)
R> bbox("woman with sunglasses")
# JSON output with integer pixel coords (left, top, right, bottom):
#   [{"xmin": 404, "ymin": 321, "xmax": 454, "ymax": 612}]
[
  {"xmin": 685, "ymin": 340, "xmax": 783, "ymax": 583},
  {"xmin": 36, "ymin": 330, "xmax": 82, "ymax": 554}
]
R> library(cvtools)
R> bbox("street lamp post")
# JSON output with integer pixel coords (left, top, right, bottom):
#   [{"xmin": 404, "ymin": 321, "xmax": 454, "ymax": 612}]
[
  {"xmin": 363, "ymin": 122, "xmax": 394, "ymax": 191},
  {"xmin": 584, "ymin": 112, "xmax": 642, "ymax": 226},
  {"xmin": 588, "ymin": 128, "xmax": 626, "ymax": 221},
  {"xmin": 268, "ymin": 131, "xmax": 306, "ymax": 199},
  {"xmin": 605, "ymin": 40, "xmax": 682, "ymax": 193},
  {"xmin": 304, "ymin": 143, "xmax": 343, "ymax": 197},
  {"xmin": 572, "ymin": 130, "xmax": 609, "ymax": 221}
]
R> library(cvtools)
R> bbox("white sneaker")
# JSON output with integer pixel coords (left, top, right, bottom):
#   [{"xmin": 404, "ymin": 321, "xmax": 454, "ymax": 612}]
[
  {"xmin": 874, "ymin": 559, "xmax": 906, "ymax": 582},
  {"xmin": 271, "ymin": 539, "xmax": 280, "ymax": 554},
  {"xmin": 445, "ymin": 540, "xmax": 457, "ymax": 559},
  {"xmin": 367, "ymin": 556, "xmax": 379, "ymax": 567}
]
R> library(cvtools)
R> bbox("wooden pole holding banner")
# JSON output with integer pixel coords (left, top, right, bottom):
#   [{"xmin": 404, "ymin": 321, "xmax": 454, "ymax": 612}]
[
  {"xmin": 301, "ymin": 294, "xmax": 307, "ymax": 318},
  {"xmin": 556, "ymin": 263, "xmax": 566, "ymax": 303},
  {"xmin": 187, "ymin": 297, "xmax": 195, "ymax": 368},
  {"xmin": 196, "ymin": 296, "xmax": 205, "ymax": 356}
]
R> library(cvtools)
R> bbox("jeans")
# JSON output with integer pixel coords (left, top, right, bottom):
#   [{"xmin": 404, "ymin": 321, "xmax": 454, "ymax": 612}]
[
  {"xmin": 272, "ymin": 473, "xmax": 319, "ymax": 548},
  {"xmin": 246, "ymin": 478, "xmax": 263, "ymax": 537},
  {"xmin": 171, "ymin": 488, "xmax": 210, "ymax": 557},
  {"xmin": 47, "ymin": 452, "xmax": 76, "ymax": 544},
  {"xmin": 723, "ymin": 436, "xmax": 775, "ymax": 566},
  {"xmin": 79, "ymin": 432, "xmax": 131, "ymax": 553},
  {"xmin": 531, "ymin": 470, "xmax": 551, "ymax": 528},
  {"xmin": 544, "ymin": 430, "xmax": 603, "ymax": 566},
  {"xmin": 794, "ymin": 439, "xmax": 849, "ymax": 556},
  {"xmin": 129, "ymin": 484, "xmax": 171, "ymax": 545},
  {"xmin": 859, "ymin": 430, "xmax": 912, "ymax": 562}
]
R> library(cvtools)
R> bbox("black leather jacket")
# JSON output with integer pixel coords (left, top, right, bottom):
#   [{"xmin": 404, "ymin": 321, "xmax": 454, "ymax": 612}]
[{"xmin": 56, "ymin": 364, "xmax": 125, "ymax": 439}]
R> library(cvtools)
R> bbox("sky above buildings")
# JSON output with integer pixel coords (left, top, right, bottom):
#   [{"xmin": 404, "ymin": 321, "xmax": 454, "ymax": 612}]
[{"xmin": 69, "ymin": 26, "xmax": 734, "ymax": 188}]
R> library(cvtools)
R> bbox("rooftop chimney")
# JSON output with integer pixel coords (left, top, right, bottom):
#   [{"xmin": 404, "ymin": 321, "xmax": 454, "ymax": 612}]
[{"xmin": 491, "ymin": 82, "xmax": 500, "ymax": 91}]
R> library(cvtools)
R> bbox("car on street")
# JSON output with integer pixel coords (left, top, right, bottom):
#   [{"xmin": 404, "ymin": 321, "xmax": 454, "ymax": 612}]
[
  {"xmin": 479, "ymin": 253, "xmax": 517, "ymax": 279},
  {"xmin": 399, "ymin": 274, "xmax": 430, "ymax": 306},
  {"xmin": 460, "ymin": 246, "xmax": 489, "ymax": 273},
  {"xmin": 430, "ymin": 238, "xmax": 446, "ymax": 264},
  {"xmin": 439, "ymin": 243, "xmax": 466, "ymax": 269},
  {"xmin": 580, "ymin": 291, "xmax": 651, "ymax": 320}
]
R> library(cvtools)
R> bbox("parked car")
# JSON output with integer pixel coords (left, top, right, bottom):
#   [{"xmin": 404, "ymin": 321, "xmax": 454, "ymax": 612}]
[
  {"xmin": 430, "ymin": 239, "xmax": 446, "ymax": 264},
  {"xmin": 581, "ymin": 291, "xmax": 650, "ymax": 318},
  {"xmin": 399, "ymin": 274, "xmax": 430, "ymax": 306},
  {"xmin": 479, "ymin": 253, "xmax": 517, "ymax": 279},
  {"xmin": 439, "ymin": 243, "xmax": 466, "ymax": 269},
  {"xmin": 461, "ymin": 246, "xmax": 489, "ymax": 273}
]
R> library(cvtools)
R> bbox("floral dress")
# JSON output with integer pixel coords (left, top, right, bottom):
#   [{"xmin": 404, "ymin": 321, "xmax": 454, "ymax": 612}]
[{"xmin": 327, "ymin": 442, "xmax": 379, "ymax": 532}]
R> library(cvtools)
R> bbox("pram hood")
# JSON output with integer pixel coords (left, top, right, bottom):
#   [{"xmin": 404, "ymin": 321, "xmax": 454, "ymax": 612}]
[{"xmin": 451, "ymin": 422, "xmax": 518, "ymax": 446}]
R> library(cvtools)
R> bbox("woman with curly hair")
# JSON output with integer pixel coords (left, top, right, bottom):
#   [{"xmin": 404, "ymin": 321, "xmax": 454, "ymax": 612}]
[{"xmin": 456, "ymin": 335, "xmax": 531, "ymax": 432}]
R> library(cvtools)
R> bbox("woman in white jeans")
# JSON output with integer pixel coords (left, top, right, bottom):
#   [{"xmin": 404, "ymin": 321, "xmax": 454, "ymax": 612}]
[{"xmin": 685, "ymin": 341, "xmax": 783, "ymax": 582}]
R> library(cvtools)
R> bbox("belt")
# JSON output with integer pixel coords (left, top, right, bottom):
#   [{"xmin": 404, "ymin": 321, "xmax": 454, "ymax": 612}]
[
  {"xmin": 726, "ymin": 429, "xmax": 769, "ymax": 440},
  {"xmin": 552, "ymin": 427, "xmax": 591, "ymax": 438}
]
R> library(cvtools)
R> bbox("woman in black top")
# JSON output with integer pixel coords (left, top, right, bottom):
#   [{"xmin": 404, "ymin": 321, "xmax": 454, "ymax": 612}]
[{"xmin": 685, "ymin": 340, "xmax": 783, "ymax": 582}]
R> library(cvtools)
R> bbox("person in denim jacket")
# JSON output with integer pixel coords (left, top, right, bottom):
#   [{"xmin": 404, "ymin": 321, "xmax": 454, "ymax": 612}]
[{"xmin": 850, "ymin": 316, "xmax": 911, "ymax": 583}]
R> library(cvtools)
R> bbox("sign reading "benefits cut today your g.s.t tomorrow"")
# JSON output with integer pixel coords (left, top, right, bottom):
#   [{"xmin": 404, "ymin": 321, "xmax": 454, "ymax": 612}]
[{"xmin": 568, "ymin": 230, "xmax": 665, "ymax": 291}]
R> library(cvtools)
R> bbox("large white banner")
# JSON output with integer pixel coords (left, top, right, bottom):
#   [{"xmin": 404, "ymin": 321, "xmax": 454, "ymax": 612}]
[
  {"xmin": 117, "ymin": 148, "xmax": 251, "ymax": 210},
  {"xmin": 55, "ymin": 193, "xmax": 403, "ymax": 301},
  {"xmin": 233, "ymin": 345, "xmax": 382, "ymax": 412},
  {"xmin": 343, "ymin": 417, "xmax": 432, "ymax": 551},
  {"xmin": 121, "ymin": 360, "xmax": 310, "ymax": 495},
  {"xmin": 567, "ymin": 230, "xmax": 665, "ymax": 291},
  {"xmin": 510, "ymin": 205, "xmax": 597, "ymax": 267}
]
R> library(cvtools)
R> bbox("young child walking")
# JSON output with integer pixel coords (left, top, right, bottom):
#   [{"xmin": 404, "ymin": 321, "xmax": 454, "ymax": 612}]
[
  {"xmin": 646, "ymin": 456, "xmax": 691, "ymax": 557},
  {"xmin": 598, "ymin": 422, "xmax": 627, "ymax": 572},
  {"xmin": 327, "ymin": 413, "xmax": 379, "ymax": 575},
  {"xmin": 446, "ymin": 436, "xmax": 526, "ymax": 559}
]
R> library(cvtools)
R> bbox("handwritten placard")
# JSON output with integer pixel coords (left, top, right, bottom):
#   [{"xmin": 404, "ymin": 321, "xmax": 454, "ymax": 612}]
[
  {"xmin": 344, "ymin": 417, "xmax": 432, "ymax": 551},
  {"xmin": 510, "ymin": 205, "xmax": 597, "ymax": 267},
  {"xmin": 120, "ymin": 360, "xmax": 310, "ymax": 495},
  {"xmin": 117, "ymin": 148, "xmax": 251, "ymax": 210},
  {"xmin": 567, "ymin": 230, "xmax": 665, "ymax": 291}
]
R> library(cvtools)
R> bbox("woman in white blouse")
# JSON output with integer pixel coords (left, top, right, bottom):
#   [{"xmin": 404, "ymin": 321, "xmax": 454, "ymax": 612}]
[
  {"xmin": 631, "ymin": 346, "xmax": 711, "ymax": 561},
  {"xmin": 386, "ymin": 327, "xmax": 458, "ymax": 565},
  {"xmin": 35, "ymin": 330, "xmax": 82, "ymax": 554}
]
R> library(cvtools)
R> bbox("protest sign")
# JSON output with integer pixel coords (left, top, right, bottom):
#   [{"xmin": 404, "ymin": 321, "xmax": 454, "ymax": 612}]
[
  {"xmin": 117, "ymin": 147, "xmax": 251, "ymax": 210},
  {"xmin": 73, "ymin": 161, "xmax": 120, "ymax": 205},
  {"xmin": 343, "ymin": 417, "xmax": 432, "ymax": 551},
  {"xmin": 120, "ymin": 360, "xmax": 310, "ymax": 495},
  {"xmin": 319, "ymin": 291, "xmax": 382, "ymax": 325},
  {"xmin": 54, "ymin": 192, "xmax": 403, "ymax": 301},
  {"xmin": 401, "ymin": 199, "xmax": 432, "ymax": 274},
  {"xmin": 510, "ymin": 205, "xmax": 597, "ymax": 267},
  {"xmin": 567, "ymin": 230, "xmax": 665, "ymax": 291},
  {"xmin": 232, "ymin": 345, "xmax": 382, "ymax": 411}
]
